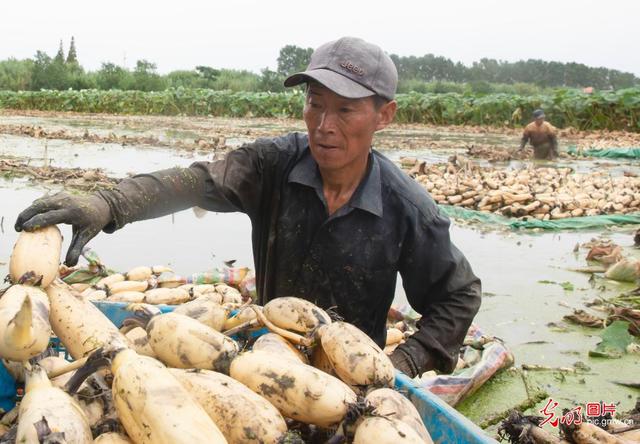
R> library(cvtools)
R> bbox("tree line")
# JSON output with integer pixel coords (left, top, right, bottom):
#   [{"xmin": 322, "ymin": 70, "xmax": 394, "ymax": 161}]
[
  {"xmin": 389, "ymin": 54, "xmax": 638, "ymax": 91},
  {"xmin": 0, "ymin": 40, "xmax": 637, "ymax": 94}
]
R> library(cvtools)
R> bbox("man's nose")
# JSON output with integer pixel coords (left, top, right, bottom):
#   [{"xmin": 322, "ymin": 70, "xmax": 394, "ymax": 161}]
[{"xmin": 318, "ymin": 110, "xmax": 337, "ymax": 133}]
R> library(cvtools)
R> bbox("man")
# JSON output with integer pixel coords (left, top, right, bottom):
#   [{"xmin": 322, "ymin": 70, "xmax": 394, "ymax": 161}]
[
  {"xmin": 15, "ymin": 37, "xmax": 481, "ymax": 378},
  {"xmin": 518, "ymin": 109, "xmax": 559, "ymax": 159}
]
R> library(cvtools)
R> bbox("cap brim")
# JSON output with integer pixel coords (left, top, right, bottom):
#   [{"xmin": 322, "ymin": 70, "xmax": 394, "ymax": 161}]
[{"xmin": 284, "ymin": 69, "xmax": 375, "ymax": 99}]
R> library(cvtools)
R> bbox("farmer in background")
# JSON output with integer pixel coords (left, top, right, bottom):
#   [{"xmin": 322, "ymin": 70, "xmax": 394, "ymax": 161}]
[
  {"xmin": 15, "ymin": 37, "xmax": 481, "ymax": 378},
  {"xmin": 518, "ymin": 108, "xmax": 559, "ymax": 159}
]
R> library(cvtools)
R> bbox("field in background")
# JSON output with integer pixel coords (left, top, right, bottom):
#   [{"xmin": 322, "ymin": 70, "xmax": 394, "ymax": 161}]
[{"xmin": 1, "ymin": 87, "xmax": 639, "ymax": 131}]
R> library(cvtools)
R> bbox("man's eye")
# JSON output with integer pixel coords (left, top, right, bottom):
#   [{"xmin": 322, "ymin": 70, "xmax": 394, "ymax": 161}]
[{"xmin": 340, "ymin": 107, "xmax": 352, "ymax": 113}]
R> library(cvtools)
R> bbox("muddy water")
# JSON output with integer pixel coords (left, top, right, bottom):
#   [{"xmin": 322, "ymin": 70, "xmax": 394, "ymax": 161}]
[
  {"xmin": 2, "ymin": 116, "xmax": 640, "ymax": 427},
  {"xmin": 0, "ymin": 114, "xmax": 288, "ymax": 148},
  {"xmin": 455, "ymin": 226, "xmax": 640, "ymax": 418},
  {"xmin": 0, "ymin": 134, "xmax": 214, "ymax": 177}
]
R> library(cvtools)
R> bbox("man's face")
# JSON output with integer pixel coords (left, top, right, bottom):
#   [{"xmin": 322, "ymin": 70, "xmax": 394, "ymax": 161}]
[
  {"xmin": 303, "ymin": 83, "xmax": 396, "ymax": 173},
  {"xmin": 535, "ymin": 117, "xmax": 545, "ymax": 126}
]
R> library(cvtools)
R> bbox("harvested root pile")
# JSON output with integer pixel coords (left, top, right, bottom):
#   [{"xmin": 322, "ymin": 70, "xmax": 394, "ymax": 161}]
[
  {"xmin": 0, "ymin": 158, "xmax": 118, "ymax": 191},
  {"xmin": 0, "ymin": 287, "xmax": 432, "ymax": 443},
  {"xmin": 0, "ymin": 124, "xmax": 227, "ymax": 151},
  {"xmin": 0, "ymin": 232, "xmax": 434, "ymax": 444},
  {"xmin": 408, "ymin": 160, "xmax": 640, "ymax": 219},
  {"xmin": 374, "ymin": 135, "xmax": 477, "ymax": 151},
  {"xmin": 560, "ymin": 128, "xmax": 640, "ymax": 150}
]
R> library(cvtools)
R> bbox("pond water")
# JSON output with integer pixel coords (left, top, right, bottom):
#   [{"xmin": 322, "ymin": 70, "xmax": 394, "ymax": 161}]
[{"xmin": 0, "ymin": 134, "xmax": 213, "ymax": 177}]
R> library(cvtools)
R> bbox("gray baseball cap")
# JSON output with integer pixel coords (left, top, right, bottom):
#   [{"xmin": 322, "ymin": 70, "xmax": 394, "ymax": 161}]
[{"xmin": 284, "ymin": 37, "xmax": 398, "ymax": 101}]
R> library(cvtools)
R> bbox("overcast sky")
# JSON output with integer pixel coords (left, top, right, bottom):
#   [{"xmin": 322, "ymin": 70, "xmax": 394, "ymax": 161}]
[{"xmin": 1, "ymin": 0, "xmax": 638, "ymax": 76}]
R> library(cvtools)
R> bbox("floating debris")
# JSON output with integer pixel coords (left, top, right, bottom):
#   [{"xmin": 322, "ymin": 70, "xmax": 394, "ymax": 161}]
[
  {"xmin": 0, "ymin": 158, "xmax": 118, "ymax": 191},
  {"xmin": 0, "ymin": 124, "xmax": 227, "ymax": 152}
]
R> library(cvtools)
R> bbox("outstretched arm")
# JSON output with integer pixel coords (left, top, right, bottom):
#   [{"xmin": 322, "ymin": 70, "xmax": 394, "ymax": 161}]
[{"xmin": 16, "ymin": 141, "xmax": 276, "ymax": 265}]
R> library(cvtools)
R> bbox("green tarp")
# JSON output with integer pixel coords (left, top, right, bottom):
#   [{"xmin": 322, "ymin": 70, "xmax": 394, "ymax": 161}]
[
  {"xmin": 567, "ymin": 146, "xmax": 640, "ymax": 159},
  {"xmin": 439, "ymin": 205, "xmax": 511, "ymax": 225},
  {"xmin": 439, "ymin": 204, "xmax": 640, "ymax": 230},
  {"xmin": 509, "ymin": 213, "xmax": 640, "ymax": 230}
]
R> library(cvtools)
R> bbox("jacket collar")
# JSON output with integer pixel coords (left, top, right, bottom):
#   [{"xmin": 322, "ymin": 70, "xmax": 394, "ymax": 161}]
[{"xmin": 288, "ymin": 147, "xmax": 383, "ymax": 218}]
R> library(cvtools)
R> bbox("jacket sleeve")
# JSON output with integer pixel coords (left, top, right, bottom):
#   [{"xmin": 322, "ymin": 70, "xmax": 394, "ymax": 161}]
[
  {"xmin": 97, "ymin": 140, "xmax": 278, "ymax": 232},
  {"xmin": 396, "ymin": 209, "xmax": 481, "ymax": 374}
]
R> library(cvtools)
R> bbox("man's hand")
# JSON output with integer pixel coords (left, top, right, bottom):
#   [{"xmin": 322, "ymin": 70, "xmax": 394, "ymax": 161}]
[
  {"xmin": 15, "ymin": 192, "xmax": 112, "ymax": 266},
  {"xmin": 511, "ymin": 146, "xmax": 524, "ymax": 157},
  {"xmin": 389, "ymin": 347, "xmax": 420, "ymax": 378}
]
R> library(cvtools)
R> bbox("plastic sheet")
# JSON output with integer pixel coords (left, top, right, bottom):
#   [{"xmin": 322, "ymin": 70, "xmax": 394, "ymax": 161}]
[
  {"xmin": 417, "ymin": 325, "xmax": 514, "ymax": 407},
  {"xmin": 439, "ymin": 204, "xmax": 640, "ymax": 230},
  {"xmin": 567, "ymin": 146, "xmax": 640, "ymax": 159},
  {"xmin": 509, "ymin": 213, "xmax": 640, "ymax": 230}
]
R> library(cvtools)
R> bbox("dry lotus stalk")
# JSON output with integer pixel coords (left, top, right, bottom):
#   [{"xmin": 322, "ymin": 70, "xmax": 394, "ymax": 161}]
[{"xmin": 563, "ymin": 309, "xmax": 605, "ymax": 328}]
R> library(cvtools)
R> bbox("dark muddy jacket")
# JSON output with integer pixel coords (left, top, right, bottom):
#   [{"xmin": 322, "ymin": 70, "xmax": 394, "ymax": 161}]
[{"xmin": 98, "ymin": 133, "xmax": 481, "ymax": 373}]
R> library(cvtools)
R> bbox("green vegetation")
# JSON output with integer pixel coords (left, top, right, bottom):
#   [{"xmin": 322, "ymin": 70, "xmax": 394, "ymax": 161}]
[
  {"xmin": 396, "ymin": 80, "xmax": 553, "ymax": 95},
  {"xmin": 0, "ymin": 89, "xmax": 306, "ymax": 118},
  {"xmin": 395, "ymin": 88, "xmax": 640, "ymax": 130},
  {"xmin": 589, "ymin": 321, "xmax": 637, "ymax": 358},
  {"xmin": 538, "ymin": 280, "xmax": 575, "ymax": 291},
  {"xmin": 1, "ymin": 40, "xmax": 638, "ymax": 94},
  {"xmin": 2, "ymin": 87, "xmax": 638, "ymax": 131}
]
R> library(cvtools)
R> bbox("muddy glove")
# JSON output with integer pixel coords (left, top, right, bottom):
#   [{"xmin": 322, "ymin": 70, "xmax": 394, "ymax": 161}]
[
  {"xmin": 389, "ymin": 348, "xmax": 419, "ymax": 377},
  {"xmin": 389, "ymin": 338, "xmax": 439, "ymax": 378},
  {"xmin": 15, "ymin": 192, "xmax": 112, "ymax": 266}
]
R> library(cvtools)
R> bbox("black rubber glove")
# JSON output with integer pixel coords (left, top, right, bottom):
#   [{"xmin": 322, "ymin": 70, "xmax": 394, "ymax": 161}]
[
  {"xmin": 389, "ymin": 347, "xmax": 419, "ymax": 377},
  {"xmin": 15, "ymin": 192, "xmax": 112, "ymax": 266},
  {"xmin": 389, "ymin": 338, "xmax": 439, "ymax": 378}
]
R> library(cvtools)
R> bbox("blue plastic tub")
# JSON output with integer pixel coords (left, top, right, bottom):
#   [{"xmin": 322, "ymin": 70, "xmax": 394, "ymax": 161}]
[
  {"xmin": 92, "ymin": 300, "xmax": 176, "ymax": 327},
  {"xmin": 0, "ymin": 362, "xmax": 16, "ymax": 413},
  {"xmin": 0, "ymin": 300, "xmax": 496, "ymax": 443},
  {"xmin": 395, "ymin": 372, "xmax": 496, "ymax": 443}
]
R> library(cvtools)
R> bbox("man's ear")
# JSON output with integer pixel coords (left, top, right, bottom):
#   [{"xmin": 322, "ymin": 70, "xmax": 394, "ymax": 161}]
[{"xmin": 375, "ymin": 100, "xmax": 397, "ymax": 131}]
